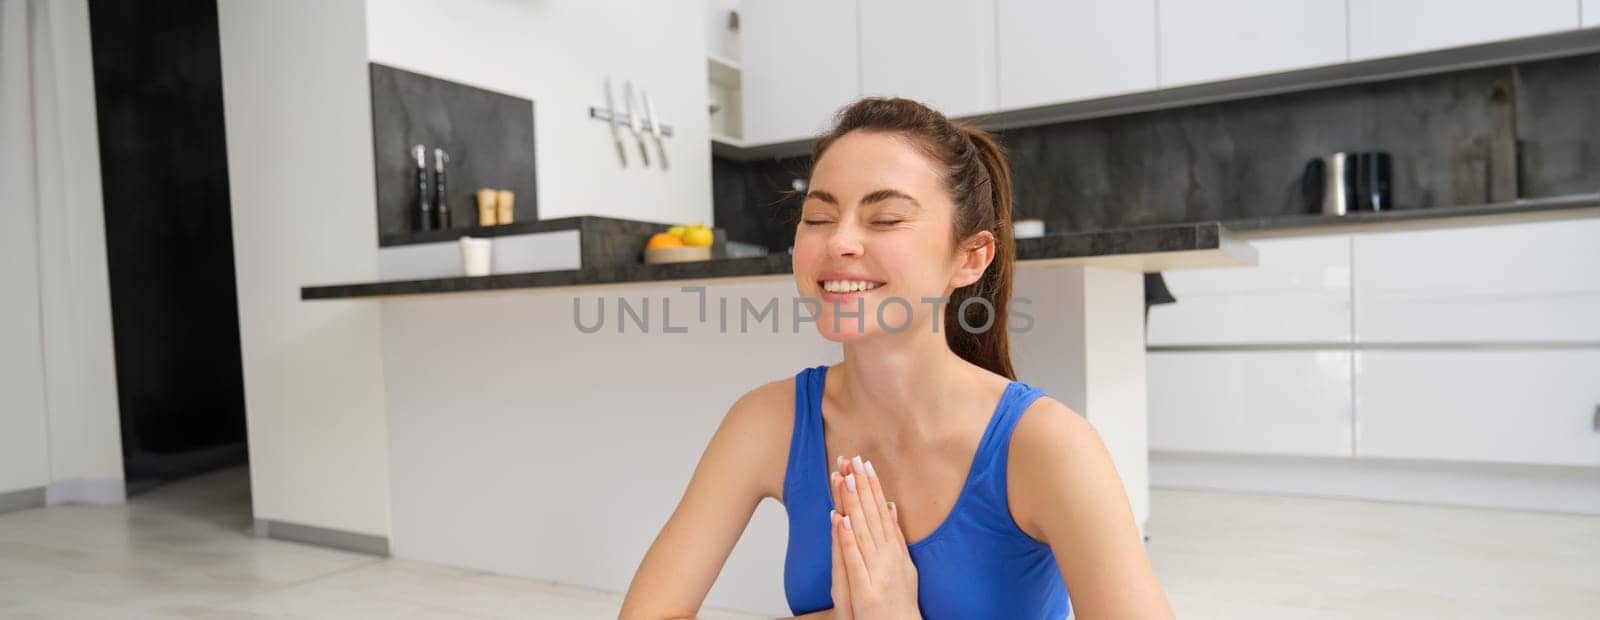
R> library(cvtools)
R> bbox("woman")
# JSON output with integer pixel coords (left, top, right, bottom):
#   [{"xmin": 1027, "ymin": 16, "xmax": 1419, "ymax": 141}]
[{"xmin": 620, "ymin": 98, "xmax": 1172, "ymax": 619}]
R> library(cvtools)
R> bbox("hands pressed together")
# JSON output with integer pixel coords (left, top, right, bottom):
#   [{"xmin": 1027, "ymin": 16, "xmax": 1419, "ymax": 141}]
[{"xmin": 828, "ymin": 455, "xmax": 922, "ymax": 620}]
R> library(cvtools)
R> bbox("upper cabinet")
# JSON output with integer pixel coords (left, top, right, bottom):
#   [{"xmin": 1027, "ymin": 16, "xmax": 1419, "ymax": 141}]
[
  {"xmin": 1349, "ymin": 0, "xmax": 1582, "ymax": 60},
  {"xmin": 739, "ymin": 0, "xmax": 861, "ymax": 144},
  {"xmin": 996, "ymin": 0, "xmax": 1157, "ymax": 110},
  {"xmin": 735, "ymin": 0, "xmax": 1592, "ymax": 148},
  {"xmin": 860, "ymin": 0, "xmax": 997, "ymax": 118},
  {"xmin": 1157, "ymin": 0, "xmax": 1347, "ymax": 87}
]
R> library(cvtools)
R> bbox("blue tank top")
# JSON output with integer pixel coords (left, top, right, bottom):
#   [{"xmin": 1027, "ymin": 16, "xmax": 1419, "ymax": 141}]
[{"xmin": 782, "ymin": 364, "xmax": 1071, "ymax": 619}]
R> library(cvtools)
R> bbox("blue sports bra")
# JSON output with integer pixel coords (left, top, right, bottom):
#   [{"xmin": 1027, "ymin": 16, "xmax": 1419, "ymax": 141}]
[{"xmin": 782, "ymin": 364, "xmax": 1071, "ymax": 618}]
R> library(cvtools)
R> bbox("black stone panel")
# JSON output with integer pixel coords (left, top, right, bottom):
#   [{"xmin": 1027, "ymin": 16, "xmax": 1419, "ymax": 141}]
[
  {"xmin": 1514, "ymin": 54, "xmax": 1600, "ymax": 197},
  {"xmin": 370, "ymin": 63, "xmax": 537, "ymax": 237},
  {"xmin": 714, "ymin": 51, "xmax": 1599, "ymax": 242},
  {"xmin": 711, "ymin": 155, "xmax": 810, "ymax": 253}
]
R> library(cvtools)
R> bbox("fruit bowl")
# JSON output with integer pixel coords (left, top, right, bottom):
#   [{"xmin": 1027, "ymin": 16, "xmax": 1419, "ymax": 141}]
[{"xmin": 643, "ymin": 245, "xmax": 712, "ymax": 264}]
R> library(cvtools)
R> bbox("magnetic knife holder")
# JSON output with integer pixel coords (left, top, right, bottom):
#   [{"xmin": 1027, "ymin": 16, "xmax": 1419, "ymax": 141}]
[{"xmin": 587, "ymin": 107, "xmax": 674, "ymax": 137}]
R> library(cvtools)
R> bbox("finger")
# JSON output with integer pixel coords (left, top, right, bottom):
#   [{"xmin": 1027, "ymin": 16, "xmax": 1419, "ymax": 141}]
[
  {"xmin": 861, "ymin": 459, "xmax": 894, "ymax": 544},
  {"xmin": 830, "ymin": 510, "xmax": 852, "ymax": 617},
  {"xmin": 838, "ymin": 512, "xmax": 874, "ymax": 591},
  {"xmin": 887, "ymin": 500, "xmax": 905, "ymax": 545},
  {"xmin": 849, "ymin": 456, "xmax": 887, "ymax": 545},
  {"xmin": 830, "ymin": 470, "xmax": 843, "ymax": 512},
  {"xmin": 840, "ymin": 470, "xmax": 879, "ymax": 557}
]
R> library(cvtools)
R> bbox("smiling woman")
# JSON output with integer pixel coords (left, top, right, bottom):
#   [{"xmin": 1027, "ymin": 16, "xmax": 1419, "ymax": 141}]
[{"xmin": 619, "ymin": 97, "xmax": 1174, "ymax": 619}]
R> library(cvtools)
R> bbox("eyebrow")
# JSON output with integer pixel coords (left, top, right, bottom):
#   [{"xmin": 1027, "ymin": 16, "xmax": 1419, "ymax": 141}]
[{"xmin": 804, "ymin": 189, "xmax": 922, "ymax": 209}]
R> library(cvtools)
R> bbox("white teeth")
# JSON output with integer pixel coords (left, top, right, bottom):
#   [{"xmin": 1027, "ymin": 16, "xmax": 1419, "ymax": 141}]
[{"xmin": 821, "ymin": 280, "xmax": 882, "ymax": 293}]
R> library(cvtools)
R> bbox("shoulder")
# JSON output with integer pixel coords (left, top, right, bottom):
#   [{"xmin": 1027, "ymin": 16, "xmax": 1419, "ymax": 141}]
[
  {"xmin": 724, "ymin": 375, "xmax": 797, "ymax": 433},
  {"xmin": 710, "ymin": 375, "xmax": 801, "ymax": 500},
  {"xmin": 1010, "ymin": 394, "xmax": 1100, "ymax": 460},
  {"xmin": 1006, "ymin": 395, "xmax": 1120, "ymax": 539}
]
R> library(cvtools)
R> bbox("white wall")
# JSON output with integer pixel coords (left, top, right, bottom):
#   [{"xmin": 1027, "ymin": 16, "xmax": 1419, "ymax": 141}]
[
  {"xmin": 365, "ymin": 0, "xmax": 713, "ymax": 226},
  {"xmin": 0, "ymin": 0, "xmax": 53, "ymax": 497},
  {"xmin": 706, "ymin": 0, "xmax": 741, "ymax": 61},
  {"xmin": 216, "ymin": 0, "xmax": 393, "ymax": 538},
  {"xmin": 0, "ymin": 0, "xmax": 124, "ymax": 502}
]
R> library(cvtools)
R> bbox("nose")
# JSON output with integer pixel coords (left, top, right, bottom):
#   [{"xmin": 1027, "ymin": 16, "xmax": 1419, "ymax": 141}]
[{"xmin": 826, "ymin": 219, "xmax": 864, "ymax": 258}]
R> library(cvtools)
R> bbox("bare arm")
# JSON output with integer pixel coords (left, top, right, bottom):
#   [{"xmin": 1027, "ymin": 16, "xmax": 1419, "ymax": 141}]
[
  {"xmin": 1010, "ymin": 398, "xmax": 1175, "ymax": 619},
  {"xmin": 620, "ymin": 380, "xmax": 795, "ymax": 620}
]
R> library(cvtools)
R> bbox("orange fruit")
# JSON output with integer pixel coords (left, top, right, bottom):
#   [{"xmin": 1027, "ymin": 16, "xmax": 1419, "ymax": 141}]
[{"xmin": 646, "ymin": 232, "xmax": 684, "ymax": 249}]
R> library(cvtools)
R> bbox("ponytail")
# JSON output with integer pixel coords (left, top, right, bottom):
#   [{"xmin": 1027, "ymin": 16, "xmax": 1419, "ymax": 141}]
[{"xmin": 945, "ymin": 123, "xmax": 1015, "ymax": 380}]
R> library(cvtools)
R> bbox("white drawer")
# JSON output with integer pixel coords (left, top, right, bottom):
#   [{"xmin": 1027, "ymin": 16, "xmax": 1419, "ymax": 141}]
[
  {"xmin": 1356, "ymin": 350, "xmax": 1600, "ymax": 467},
  {"xmin": 1148, "ymin": 236, "xmax": 1351, "ymax": 345},
  {"xmin": 1149, "ymin": 350, "xmax": 1354, "ymax": 457},
  {"xmin": 1353, "ymin": 218, "xmax": 1600, "ymax": 343}
]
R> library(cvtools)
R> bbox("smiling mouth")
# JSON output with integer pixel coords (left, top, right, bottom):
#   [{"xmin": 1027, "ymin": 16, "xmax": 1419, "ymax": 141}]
[{"xmin": 818, "ymin": 279, "xmax": 885, "ymax": 295}]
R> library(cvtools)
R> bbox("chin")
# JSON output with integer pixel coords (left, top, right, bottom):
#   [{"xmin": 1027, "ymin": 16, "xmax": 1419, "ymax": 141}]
[
  {"xmin": 815, "ymin": 319, "xmax": 875, "ymax": 343},
  {"xmin": 808, "ymin": 295, "xmax": 918, "ymax": 344}
]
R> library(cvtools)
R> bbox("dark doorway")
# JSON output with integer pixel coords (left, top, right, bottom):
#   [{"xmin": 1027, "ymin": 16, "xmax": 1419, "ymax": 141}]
[{"xmin": 88, "ymin": 0, "xmax": 248, "ymax": 490}]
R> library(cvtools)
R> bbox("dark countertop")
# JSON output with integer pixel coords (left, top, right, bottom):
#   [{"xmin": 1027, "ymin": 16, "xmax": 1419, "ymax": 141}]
[
  {"xmin": 1222, "ymin": 193, "xmax": 1600, "ymax": 234},
  {"xmin": 305, "ymin": 193, "xmax": 1600, "ymax": 301},
  {"xmin": 303, "ymin": 221, "xmax": 1239, "ymax": 300}
]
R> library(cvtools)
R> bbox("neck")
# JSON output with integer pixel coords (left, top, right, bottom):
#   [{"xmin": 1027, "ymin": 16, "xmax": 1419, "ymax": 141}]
[{"xmin": 833, "ymin": 326, "xmax": 983, "ymax": 443}]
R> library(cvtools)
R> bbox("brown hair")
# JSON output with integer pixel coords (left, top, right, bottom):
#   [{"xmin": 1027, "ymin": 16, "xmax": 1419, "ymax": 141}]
[{"xmin": 811, "ymin": 97, "xmax": 1016, "ymax": 380}]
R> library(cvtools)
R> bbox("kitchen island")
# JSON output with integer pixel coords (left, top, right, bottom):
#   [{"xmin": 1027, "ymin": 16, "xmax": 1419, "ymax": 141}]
[{"xmin": 300, "ymin": 221, "xmax": 1254, "ymax": 615}]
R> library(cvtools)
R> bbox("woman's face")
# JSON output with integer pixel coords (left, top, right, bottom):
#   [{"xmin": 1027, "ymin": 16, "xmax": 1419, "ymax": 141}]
[{"xmin": 792, "ymin": 130, "xmax": 992, "ymax": 342}]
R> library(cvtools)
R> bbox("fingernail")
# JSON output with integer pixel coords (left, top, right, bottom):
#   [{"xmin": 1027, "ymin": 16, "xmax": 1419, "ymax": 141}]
[
  {"xmin": 841, "ymin": 515, "xmax": 852, "ymax": 532},
  {"xmin": 836, "ymin": 455, "xmax": 846, "ymax": 470},
  {"xmin": 852, "ymin": 455, "xmax": 864, "ymax": 476},
  {"xmin": 889, "ymin": 501, "xmax": 897, "ymax": 519},
  {"xmin": 845, "ymin": 473, "xmax": 856, "ymax": 494},
  {"xmin": 864, "ymin": 460, "xmax": 877, "ymax": 479}
]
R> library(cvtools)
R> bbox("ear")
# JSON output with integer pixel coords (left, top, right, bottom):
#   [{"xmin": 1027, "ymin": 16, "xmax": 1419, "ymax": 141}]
[{"xmin": 948, "ymin": 230, "xmax": 996, "ymax": 289}]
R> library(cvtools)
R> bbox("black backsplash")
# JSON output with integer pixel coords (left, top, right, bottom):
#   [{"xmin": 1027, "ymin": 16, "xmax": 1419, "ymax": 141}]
[
  {"xmin": 714, "ymin": 52, "xmax": 1600, "ymax": 252},
  {"xmin": 370, "ymin": 63, "xmax": 538, "ymax": 239}
]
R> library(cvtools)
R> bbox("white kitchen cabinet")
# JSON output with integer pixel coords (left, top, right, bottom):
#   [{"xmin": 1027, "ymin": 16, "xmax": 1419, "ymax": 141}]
[
  {"xmin": 1147, "ymin": 236, "xmax": 1352, "ymax": 346},
  {"xmin": 1357, "ymin": 350, "xmax": 1600, "ymax": 467},
  {"xmin": 996, "ymin": 0, "xmax": 1157, "ymax": 110},
  {"xmin": 1352, "ymin": 218, "xmax": 1600, "ymax": 344},
  {"xmin": 860, "ymin": 0, "xmax": 996, "ymax": 118},
  {"xmin": 739, "ymin": 0, "xmax": 861, "ymax": 144},
  {"xmin": 1148, "ymin": 350, "xmax": 1354, "ymax": 457},
  {"xmin": 1349, "ymin": 0, "xmax": 1582, "ymax": 60},
  {"xmin": 1157, "ymin": 0, "xmax": 1346, "ymax": 87},
  {"xmin": 1587, "ymin": 0, "xmax": 1600, "ymax": 27}
]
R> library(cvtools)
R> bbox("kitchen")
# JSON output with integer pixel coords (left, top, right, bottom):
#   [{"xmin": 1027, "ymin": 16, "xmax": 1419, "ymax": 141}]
[{"xmin": 2, "ymin": 0, "xmax": 1597, "ymax": 617}]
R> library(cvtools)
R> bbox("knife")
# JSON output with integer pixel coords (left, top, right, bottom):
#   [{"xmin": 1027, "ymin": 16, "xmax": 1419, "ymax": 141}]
[
  {"xmin": 644, "ymin": 90, "xmax": 669, "ymax": 170},
  {"xmin": 624, "ymin": 81, "xmax": 651, "ymax": 167},
  {"xmin": 604, "ymin": 78, "xmax": 627, "ymax": 167}
]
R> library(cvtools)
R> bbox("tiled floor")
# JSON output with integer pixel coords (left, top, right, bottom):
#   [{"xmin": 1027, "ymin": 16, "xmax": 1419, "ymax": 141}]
[{"xmin": 1, "ymin": 466, "xmax": 1596, "ymax": 618}]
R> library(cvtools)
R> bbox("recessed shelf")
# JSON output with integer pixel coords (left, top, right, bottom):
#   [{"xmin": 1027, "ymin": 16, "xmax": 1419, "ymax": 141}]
[{"xmin": 707, "ymin": 54, "xmax": 742, "ymax": 88}]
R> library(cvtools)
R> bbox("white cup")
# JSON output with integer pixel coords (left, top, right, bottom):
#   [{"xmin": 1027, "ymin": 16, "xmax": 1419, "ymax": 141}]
[
  {"xmin": 460, "ymin": 237, "xmax": 493, "ymax": 276},
  {"xmin": 1013, "ymin": 219, "xmax": 1045, "ymax": 239}
]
